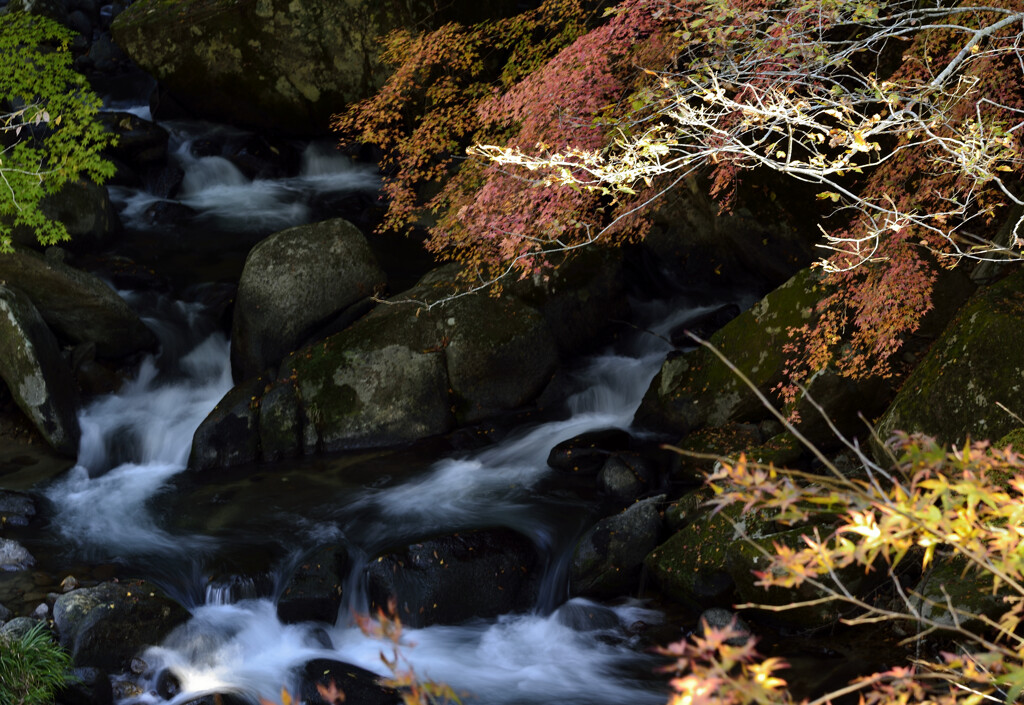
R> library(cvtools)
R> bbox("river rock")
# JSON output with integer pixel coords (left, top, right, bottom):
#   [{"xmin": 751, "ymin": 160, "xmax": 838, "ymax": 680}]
[
  {"xmin": 0, "ymin": 285, "xmax": 80, "ymax": 455},
  {"xmin": 0, "ymin": 489, "xmax": 36, "ymax": 526},
  {"xmin": 98, "ymin": 111, "xmax": 170, "ymax": 182},
  {"xmin": 0, "ymin": 248, "xmax": 156, "ymax": 358},
  {"xmin": 111, "ymin": 0, "xmax": 517, "ymax": 133},
  {"xmin": 874, "ymin": 269, "xmax": 1024, "ymax": 452},
  {"xmin": 301, "ymin": 658, "xmax": 400, "ymax": 705},
  {"xmin": 231, "ymin": 218, "xmax": 387, "ymax": 380},
  {"xmin": 569, "ymin": 495, "xmax": 665, "ymax": 598},
  {"xmin": 277, "ymin": 545, "xmax": 348, "ymax": 624},
  {"xmin": 189, "ymin": 374, "xmax": 265, "ymax": 469},
  {"xmin": 52, "ymin": 581, "xmax": 189, "ymax": 670},
  {"xmin": 10, "ymin": 180, "xmax": 121, "ymax": 252},
  {"xmin": 547, "ymin": 429, "xmax": 634, "ymax": 475},
  {"xmin": 0, "ymin": 537, "xmax": 35, "ymax": 571},
  {"xmin": 366, "ymin": 528, "xmax": 540, "ymax": 628},
  {"xmin": 596, "ymin": 453, "xmax": 657, "ymax": 505}
]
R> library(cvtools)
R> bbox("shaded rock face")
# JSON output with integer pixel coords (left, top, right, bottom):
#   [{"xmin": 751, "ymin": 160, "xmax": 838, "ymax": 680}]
[
  {"xmin": 112, "ymin": 0, "xmax": 517, "ymax": 133},
  {"xmin": 231, "ymin": 218, "xmax": 387, "ymax": 381},
  {"xmin": 10, "ymin": 180, "xmax": 121, "ymax": 252},
  {"xmin": 366, "ymin": 528, "xmax": 541, "ymax": 628},
  {"xmin": 875, "ymin": 269, "xmax": 1024, "ymax": 451},
  {"xmin": 0, "ymin": 248, "xmax": 156, "ymax": 358},
  {"xmin": 0, "ymin": 286, "xmax": 80, "ymax": 455},
  {"xmin": 52, "ymin": 582, "xmax": 189, "ymax": 671},
  {"xmin": 570, "ymin": 495, "xmax": 665, "ymax": 598},
  {"xmin": 277, "ymin": 545, "xmax": 349, "ymax": 624},
  {"xmin": 301, "ymin": 659, "xmax": 400, "ymax": 705}
]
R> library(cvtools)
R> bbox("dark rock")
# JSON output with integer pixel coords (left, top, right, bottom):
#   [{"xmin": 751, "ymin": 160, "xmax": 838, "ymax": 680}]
[
  {"xmin": 277, "ymin": 545, "xmax": 348, "ymax": 624},
  {"xmin": 189, "ymin": 375, "xmax": 265, "ymax": 470},
  {"xmin": 0, "ymin": 489, "xmax": 36, "ymax": 527},
  {"xmin": 98, "ymin": 111, "xmax": 170, "ymax": 172},
  {"xmin": 58, "ymin": 667, "xmax": 115, "ymax": 705},
  {"xmin": 66, "ymin": 9, "xmax": 93, "ymax": 37},
  {"xmin": 669, "ymin": 303, "xmax": 742, "ymax": 347},
  {"xmin": 367, "ymin": 528, "xmax": 540, "ymax": 627},
  {"xmin": 10, "ymin": 180, "xmax": 120, "ymax": 252},
  {"xmin": 697, "ymin": 607, "xmax": 752, "ymax": 646},
  {"xmin": 226, "ymin": 135, "xmax": 302, "ymax": 180},
  {"xmin": 231, "ymin": 218, "xmax": 387, "ymax": 381},
  {"xmin": 547, "ymin": 429, "xmax": 633, "ymax": 475},
  {"xmin": 257, "ymin": 378, "xmax": 302, "ymax": 462},
  {"xmin": 569, "ymin": 495, "xmax": 665, "ymax": 598},
  {"xmin": 52, "ymin": 581, "xmax": 189, "ymax": 670},
  {"xmin": 142, "ymin": 199, "xmax": 197, "ymax": 227},
  {"xmin": 0, "ymin": 285, "xmax": 80, "ymax": 455},
  {"xmin": 0, "ymin": 247, "xmax": 156, "ymax": 358},
  {"xmin": 301, "ymin": 658, "xmax": 400, "ymax": 705},
  {"xmin": 0, "ymin": 616, "xmax": 44, "ymax": 639},
  {"xmin": 596, "ymin": 453, "xmax": 656, "ymax": 504}
]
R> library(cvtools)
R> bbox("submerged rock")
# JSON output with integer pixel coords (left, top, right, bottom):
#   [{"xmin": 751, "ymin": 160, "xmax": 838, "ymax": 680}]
[
  {"xmin": 301, "ymin": 658, "xmax": 400, "ymax": 705},
  {"xmin": 0, "ymin": 285, "xmax": 80, "ymax": 455}
]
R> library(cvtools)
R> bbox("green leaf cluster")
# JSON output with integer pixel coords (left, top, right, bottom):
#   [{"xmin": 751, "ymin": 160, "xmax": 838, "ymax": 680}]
[
  {"xmin": 0, "ymin": 10, "xmax": 116, "ymax": 252},
  {"xmin": 0, "ymin": 622, "xmax": 72, "ymax": 705}
]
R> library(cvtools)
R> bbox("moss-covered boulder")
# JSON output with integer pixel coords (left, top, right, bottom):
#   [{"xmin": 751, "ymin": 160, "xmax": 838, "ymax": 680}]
[
  {"xmin": 231, "ymin": 218, "xmax": 386, "ymax": 380},
  {"xmin": 0, "ymin": 248, "xmax": 155, "ymax": 359},
  {"xmin": 908, "ymin": 553, "xmax": 1009, "ymax": 636},
  {"xmin": 635, "ymin": 268, "xmax": 823, "ymax": 436},
  {"xmin": 875, "ymin": 269, "xmax": 1024, "ymax": 451},
  {"xmin": 111, "ymin": 0, "xmax": 517, "ymax": 133},
  {"xmin": 0, "ymin": 286, "xmax": 80, "ymax": 455},
  {"xmin": 645, "ymin": 500, "xmax": 771, "ymax": 612}
]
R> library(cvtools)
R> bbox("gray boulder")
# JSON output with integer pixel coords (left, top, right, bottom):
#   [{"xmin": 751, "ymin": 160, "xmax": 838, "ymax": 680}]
[
  {"xmin": 231, "ymin": 219, "xmax": 386, "ymax": 380},
  {"xmin": 52, "ymin": 581, "xmax": 189, "ymax": 670},
  {"xmin": 570, "ymin": 495, "xmax": 665, "ymax": 598},
  {"xmin": 0, "ymin": 537, "xmax": 35, "ymax": 571},
  {"xmin": 0, "ymin": 286, "xmax": 80, "ymax": 455},
  {"xmin": 0, "ymin": 248, "xmax": 155, "ymax": 358},
  {"xmin": 112, "ymin": 0, "xmax": 517, "ymax": 133}
]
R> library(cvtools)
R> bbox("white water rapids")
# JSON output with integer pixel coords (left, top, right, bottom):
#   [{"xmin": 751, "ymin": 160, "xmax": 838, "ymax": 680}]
[{"xmin": 39, "ymin": 116, "xmax": 744, "ymax": 705}]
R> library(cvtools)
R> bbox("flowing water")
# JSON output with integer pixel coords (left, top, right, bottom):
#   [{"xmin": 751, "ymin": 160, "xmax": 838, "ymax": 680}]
[{"xmin": 34, "ymin": 113, "xmax": 744, "ymax": 705}]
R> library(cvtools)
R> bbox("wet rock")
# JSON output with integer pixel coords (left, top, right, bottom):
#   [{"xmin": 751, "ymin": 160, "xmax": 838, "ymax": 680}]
[
  {"xmin": 0, "ymin": 247, "xmax": 156, "ymax": 358},
  {"xmin": 111, "ymin": 0, "xmax": 518, "ymax": 133},
  {"xmin": 569, "ymin": 495, "xmax": 665, "ymax": 598},
  {"xmin": 0, "ymin": 616, "xmax": 44, "ymax": 639},
  {"xmin": 52, "ymin": 581, "xmax": 189, "ymax": 670},
  {"xmin": 0, "ymin": 602, "xmax": 12, "ymax": 622},
  {"xmin": 231, "ymin": 218, "xmax": 386, "ymax": 381},
  {"xmin": 547, "ymin": 429, "xmax": 634, "ymax": 475},
  {"xmin": 0, "ymin": 285, "xmax": 80, "ymax": 455},
  {"xmin": 257, "ymin": 378, "xmax": 302, "ymax": 462},
  {"xmin": 98, "ymin": 111, "xmax": 170, "ymax": 174},
  {"xmin": 189, "ymin": 374, "xmax": 265, "ymax": 470},
  {"xmin": 59, "ymin": 667, "xmax": 116, "ymax": 705},
  {"xmin": 367, "ymin": 528, "xmax": 541, "ymax": 628},
  {"xmin": 277, "ymin": 545, "xmax": 348, "ymax": 624},
  {"xmin": 225, "ymin": 134, "xmax": 302, "ymax": 180},
  {"xmin": 301, "ymin": 658, "xmax": 400, "ymax": 705},
  {"xmin": 0, "ymin": 537, "xmax": 35, "ymax": 571},
  {"xmin": 906, "ymin": 553, "xmax": 1008, "ymax": 636},
  {"xmin": 10, "ymin": 180, "xmax": 121, "ymax": 252},
  {"xmin": 0, "ymin": 489, "xmax": 36, "ymax": 527},
  {"xmin": 668, "ymin": 303, "xmax": 743, "ymax": 347},
  {"xmin": 554, "ymin": 599, "xmax": 621, "ymax": 632}
]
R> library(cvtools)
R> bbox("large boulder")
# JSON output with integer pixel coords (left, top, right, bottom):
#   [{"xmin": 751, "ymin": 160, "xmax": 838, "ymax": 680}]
[
  {"xmin": 111, "ymin": 0, "xmax": 517, "ymax": 133},
  {"xmin": 52, "ymin": 581, "xmax": 189, "ymax": 670},
  {"xmin": 231, "ymin": 219, "xmax": 386, "ymax": 381},
  {"xmin": 11, "ymin": 181, "xmax": 120, "ymax": 252},
  {"xmin": 0, "ymin": 286, "xmax": 80, "ymax": 455},
  {"xmin": 366, "ymin": 528, "xmax": 540, "ymax": 627},
  {"xmin": 192, "ymin": 267, "xmax": 558, "ymax": 466},
  {"xmin": 875, "ymin": 269, "xmax": 1024, "ymax": 450},
  {"xmin": 0, "ymin": 248, "xmax": 155, "ymax": 358}
]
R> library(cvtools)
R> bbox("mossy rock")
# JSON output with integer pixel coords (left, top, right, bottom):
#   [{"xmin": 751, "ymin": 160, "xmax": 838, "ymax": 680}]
[
  {"xmin": 875, "ymin": 269, "xmax": 1024, "ymax": 454},
  {"xmin": 112, "ymin": 0, "xmax": 518, "ymax": 133},
  {"xmin": 645, "ymin": 503, "xmax": 771, "ymax": 612},
  {"xmin": 668, "ymin": 423, "xmax": 762, "ymax": 484},
  {"xmin": 910, "ymin": 553, "xmax": 1010, "ymax": 636},
  {"xmin": 635, "ymin": 268, "xmax": 823, "ymax": 436}
]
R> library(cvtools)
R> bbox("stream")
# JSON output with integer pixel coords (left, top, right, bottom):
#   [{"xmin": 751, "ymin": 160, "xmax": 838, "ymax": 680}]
[{"xmin": 22, "ymin": 105, "xmax": 737, "ymax": 705}]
